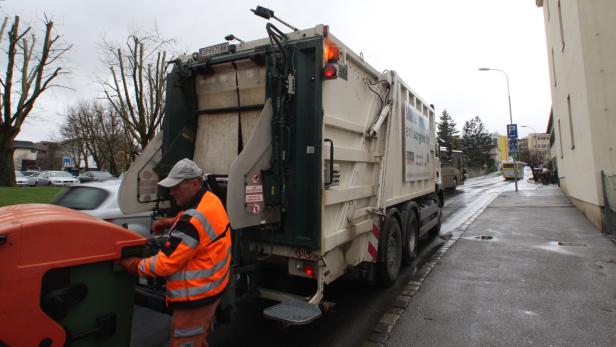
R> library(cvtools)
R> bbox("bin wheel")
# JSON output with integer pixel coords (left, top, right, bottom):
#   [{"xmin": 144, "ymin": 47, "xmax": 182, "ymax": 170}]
[{"xmin": 378, "ymin": 214, "xmax": 402, "ymax": 286}]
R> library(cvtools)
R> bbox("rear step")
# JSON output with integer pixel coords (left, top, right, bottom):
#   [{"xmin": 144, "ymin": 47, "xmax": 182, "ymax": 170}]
[{"xmin": 263, "ymin": 298, "xmax": 322, "ymax": 325}]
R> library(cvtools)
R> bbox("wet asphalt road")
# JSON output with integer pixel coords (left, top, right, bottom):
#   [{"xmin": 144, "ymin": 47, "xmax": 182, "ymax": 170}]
[{"xmin": 131, "ymin": 173, "xmax": 519, "ymax": 347}]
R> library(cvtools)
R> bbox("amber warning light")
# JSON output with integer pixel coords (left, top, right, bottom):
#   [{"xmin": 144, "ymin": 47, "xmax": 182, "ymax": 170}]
[{"xmin": 324, "ymin": 44, "xmax": 340, "ymax": 63}]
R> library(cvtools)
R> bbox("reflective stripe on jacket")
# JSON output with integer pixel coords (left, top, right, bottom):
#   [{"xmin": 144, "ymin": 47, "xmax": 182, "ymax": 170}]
[{"xmin": 138, "ymin": 191, "xmax": 231, "ymax": 304}]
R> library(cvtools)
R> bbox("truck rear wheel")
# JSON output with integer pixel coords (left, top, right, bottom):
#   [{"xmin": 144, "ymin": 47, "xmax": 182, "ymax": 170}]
[
  {"xmin": 402, "ymin": 210, "xmax": 418, "ymax": 266},
  {"xmin": 378, "ymin": 215, "xmax": 402, "ymax": 286}
]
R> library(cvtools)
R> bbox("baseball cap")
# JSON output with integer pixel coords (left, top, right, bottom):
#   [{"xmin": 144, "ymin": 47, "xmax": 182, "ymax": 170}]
[{"xmin": 158, "ymin": 158, "xmax": 204, "ymax": 188}]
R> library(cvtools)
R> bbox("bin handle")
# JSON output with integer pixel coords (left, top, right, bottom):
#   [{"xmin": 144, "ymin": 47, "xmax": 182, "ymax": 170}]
[{"xmin": 324, "ymin": 138, "xmax": 334, "ymax": 185}]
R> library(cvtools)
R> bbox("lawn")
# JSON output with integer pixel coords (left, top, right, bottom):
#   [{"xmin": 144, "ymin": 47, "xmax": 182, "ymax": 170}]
[{"xmin": 0, "ymin": 186, "xmax": 64, "ymax": 207}]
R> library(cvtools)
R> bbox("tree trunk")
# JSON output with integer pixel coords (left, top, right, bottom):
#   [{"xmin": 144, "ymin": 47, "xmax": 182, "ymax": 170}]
[{"xmin": 0, "ymin": 127, "xmax": 17, "ymax": 186}]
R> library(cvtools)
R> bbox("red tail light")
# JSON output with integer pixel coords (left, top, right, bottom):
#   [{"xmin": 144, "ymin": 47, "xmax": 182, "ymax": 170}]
[
  {"xmin": 303, "ymin": 264, "xmax": 315, "ymax": 277},
  {"xmin": 322, "ymin": 64, "xmax": 337, "ymax": 79}
]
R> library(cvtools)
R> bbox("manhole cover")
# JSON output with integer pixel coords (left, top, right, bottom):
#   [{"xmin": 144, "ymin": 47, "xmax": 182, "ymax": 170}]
[
  {"xmin": 475, "ymin": 235, "xmax": 493, "ymax": 240},
  {"xmin": 557, "ymin": 242, "xmax": 587, "ymax": 247}
]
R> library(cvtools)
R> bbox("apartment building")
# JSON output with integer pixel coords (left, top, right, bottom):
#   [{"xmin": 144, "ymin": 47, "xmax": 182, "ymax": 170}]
[{"xmin": 536, "ymin": 0, "xmax": 616, "ymax": 231}]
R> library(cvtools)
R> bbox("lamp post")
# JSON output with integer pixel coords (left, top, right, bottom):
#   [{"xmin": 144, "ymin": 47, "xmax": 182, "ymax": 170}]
[
  {"xmin": 478, "ymin": 67, "xmax": 518, "ymax": 191},
  {"xmin": 520, "ymin": 125, "xmax": 536, "ymax": 134}
]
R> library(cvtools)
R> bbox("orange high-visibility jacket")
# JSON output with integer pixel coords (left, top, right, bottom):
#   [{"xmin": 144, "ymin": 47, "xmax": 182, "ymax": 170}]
[{"xmin": 138, "ymin": 190, "xmax": 231, "ymax": 306}]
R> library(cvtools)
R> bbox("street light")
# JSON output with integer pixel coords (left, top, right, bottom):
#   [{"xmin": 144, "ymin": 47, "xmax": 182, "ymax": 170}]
[
  {"xmin": 478, "ymin": 67, "xmax": 518, "ymax": 191},
  {"xmin": 520, "ymin": 125, "xmax": 537, "ymax": 134}
]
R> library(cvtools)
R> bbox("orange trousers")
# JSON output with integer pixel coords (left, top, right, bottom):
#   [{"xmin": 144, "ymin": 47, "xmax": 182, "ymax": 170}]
[{"xmin": 169, "ymin": 298, "xmax": 220, "ymax": 347}]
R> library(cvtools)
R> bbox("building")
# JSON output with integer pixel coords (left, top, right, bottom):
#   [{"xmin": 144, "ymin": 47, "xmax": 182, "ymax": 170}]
[
  {"xmin": 12, "ymin": 140, "xmax": 40, "ymax": 171},
  {"xmin": 489, "ymin": 134, "xmax": 510, "ymax": 170},
  {"xmin": 527, "ymin": 133, "xmax": 551, "ymax": 165},
  {"xmin": 36, "ymin": 141, "xmax": 66, "ymax": 171},
  {"xmin": 536, "ymin": 0, "xmax": 616, "ymax": 232},
  {"xmin": 497, "ymin": 135, "xmax": 509, "ymax": 168},
  {"xmin": 517, "ymin": 137, "xmax": 529, "ymax": 164}
]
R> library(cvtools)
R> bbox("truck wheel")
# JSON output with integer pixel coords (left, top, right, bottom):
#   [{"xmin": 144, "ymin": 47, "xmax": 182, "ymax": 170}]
[
  {"xmin": 378, "ymin": 215, "xmax": 402, "ymax": 286},
  {"xmin": 452, "ymin": 177, "xmax": 458, "ymax": 190},
  {"xmin": 402, "ymin": 210, "xmax": 418, "ymax": 266},
  {"xmin": 429, "ymin": 209, "xmax": 441, "ymax": 238}
]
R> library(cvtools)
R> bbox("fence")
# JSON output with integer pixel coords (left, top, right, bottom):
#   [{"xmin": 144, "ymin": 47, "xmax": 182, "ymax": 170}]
[{"xmin": 602, "ymin": 171, "xmax": 616, "ymax": 235}]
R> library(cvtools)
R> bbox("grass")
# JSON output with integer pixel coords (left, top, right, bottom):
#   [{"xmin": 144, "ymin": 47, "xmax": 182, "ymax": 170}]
[{"xmin": 0, "ymin": 186, "xmax": 64, "ymax": 207}]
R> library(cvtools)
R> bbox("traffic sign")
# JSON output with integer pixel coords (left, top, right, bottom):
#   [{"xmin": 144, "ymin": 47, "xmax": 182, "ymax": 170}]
[
  {"xmin": 508, "ymin": 138, "xmax": 518, "ymax": 153},
  {"xmin": 62, "ymin": 156, "xmax": 73, "ymax": 168},
  {"xmin": 507, "ymin": 124, "xmax": 518, "ymax": 139}
]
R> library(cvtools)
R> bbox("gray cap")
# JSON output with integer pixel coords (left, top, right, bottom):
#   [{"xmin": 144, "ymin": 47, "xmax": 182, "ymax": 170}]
[{"xmin": 158, "ymin": 158, "xmax": 203, "ymax": 188}]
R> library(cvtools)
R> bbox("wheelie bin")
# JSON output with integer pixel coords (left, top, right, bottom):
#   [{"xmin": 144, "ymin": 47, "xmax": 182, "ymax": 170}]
[{"xmin": 0, "ymin": 204, "xmax": 147, "ymax": 347}]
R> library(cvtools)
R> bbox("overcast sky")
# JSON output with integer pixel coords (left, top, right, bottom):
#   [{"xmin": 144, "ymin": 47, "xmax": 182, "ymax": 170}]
[{"xmin": 4, "ymin": 0, "xmax": 551, "ymax": 142}]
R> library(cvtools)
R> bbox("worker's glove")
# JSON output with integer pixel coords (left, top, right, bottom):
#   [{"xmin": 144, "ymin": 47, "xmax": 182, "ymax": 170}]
[
  {"xmin": 152, "ymin": 217, "xmax": 175, "ymax": 235},
  {"xmin": 120, "ymin": 257, "xmax": 141, "ymax": 275}
]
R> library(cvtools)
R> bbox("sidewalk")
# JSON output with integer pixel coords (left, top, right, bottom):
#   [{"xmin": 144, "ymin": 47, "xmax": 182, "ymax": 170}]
[{"xmin": 383, "ymin": 185, "xmax": 616, "ymax": 346}]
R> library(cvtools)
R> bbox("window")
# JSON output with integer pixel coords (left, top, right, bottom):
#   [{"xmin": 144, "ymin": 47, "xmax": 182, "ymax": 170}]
[
  {"xmin": 53, "ymin": 187, "xmax": 108, "ymax": 210},
  {"xmin": 567, "ymin": 95, "xmax": 575, "ymax": 149},
  {"xmin": 558, "ymin": 0, "xmax": 565, "ymax": 51}
]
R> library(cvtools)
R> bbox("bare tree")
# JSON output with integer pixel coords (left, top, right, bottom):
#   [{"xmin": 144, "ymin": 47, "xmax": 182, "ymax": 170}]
[
  {"xmin": 0, "ymin": 16, "xmax": 71, "ymax": 186},
  {"xmin": 102, "ymin": 30, "xmax": 171, "ymax": 152},
  {"xmin": 61, "ymin": 100, "xmax": 136, "ymax": 175},
  {"xmin": 60, "ymin": 116, "xmax": 89, "ymax": 171}
]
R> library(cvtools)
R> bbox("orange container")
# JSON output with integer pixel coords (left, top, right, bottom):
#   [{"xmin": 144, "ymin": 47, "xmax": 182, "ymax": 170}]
[{"xmin": 0, "ymin": 204, "xmax": 147, "ymax": 347}]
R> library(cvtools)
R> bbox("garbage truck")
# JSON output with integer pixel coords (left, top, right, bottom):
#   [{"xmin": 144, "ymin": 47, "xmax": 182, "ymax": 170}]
[{"xmin": 119, "ymin": 15, "xmax": 442, "ymax": 325}]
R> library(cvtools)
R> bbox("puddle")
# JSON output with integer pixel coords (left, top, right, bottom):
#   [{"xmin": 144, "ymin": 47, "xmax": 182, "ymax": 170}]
[
  {"xmin": 463, "ymin": 235, "xmax": 495, "ymax": 241},
  {"xmin": 534, "ymin": 241, "xmax": 576, "ymax": 255},
  {"xmin": 475, "ymin": 235, "xmax": 494, "ymax": 240},
  {"xmin": 557, "ymin": 241, "xmax": 588, "ymax": 247}
]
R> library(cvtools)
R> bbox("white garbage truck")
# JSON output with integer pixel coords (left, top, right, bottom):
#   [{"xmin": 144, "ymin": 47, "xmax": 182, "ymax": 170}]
[{"xmin": 119, "ymin": 12, "xmax": 442, "ymax": 325}]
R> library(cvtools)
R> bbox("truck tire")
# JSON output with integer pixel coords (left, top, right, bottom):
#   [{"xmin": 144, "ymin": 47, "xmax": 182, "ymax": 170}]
[
  {"xmin": 378, "ymin": 215, "xmax": 402, "ymax": 286},
  {"xmin": 402, "ymin": 209, "xmax": 418, "ymax": 266},
  {"xmin": 452, "ymin": 177, "xmax": 458, "ymax": 190},
  {"xmin": 429, "ymin": 209, "xmax": 441, "ymax": 238}
]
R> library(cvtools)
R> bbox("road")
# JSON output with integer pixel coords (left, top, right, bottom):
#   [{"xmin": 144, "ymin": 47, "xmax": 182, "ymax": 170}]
[{"xmin": 130, "ymin": 172, "xmax": 523, "ymax": 347}]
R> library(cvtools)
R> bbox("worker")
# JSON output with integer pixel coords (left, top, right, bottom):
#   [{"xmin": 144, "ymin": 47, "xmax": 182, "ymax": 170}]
[{"xmin": 121, "ymin": 158, "xmax": 231, "ymax": 347}]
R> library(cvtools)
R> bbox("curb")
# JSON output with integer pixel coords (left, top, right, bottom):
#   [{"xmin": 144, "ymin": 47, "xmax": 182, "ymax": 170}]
[{"xmin": 363, "ymin": 193, "xmax": 499, "ymax": 347}]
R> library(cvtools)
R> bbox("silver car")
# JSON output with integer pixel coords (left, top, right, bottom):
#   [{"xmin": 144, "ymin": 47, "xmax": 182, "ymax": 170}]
[
  {"xmin": 52, "ymin": 180, "xmax": 153, "ymax": 236},
  {"xmin": 14, "ymin": 171, "xmax": 31, "ymax": 186},
  {"xmin": 36, "ymin": 170, "xmax": 80, "ymax": 186}
]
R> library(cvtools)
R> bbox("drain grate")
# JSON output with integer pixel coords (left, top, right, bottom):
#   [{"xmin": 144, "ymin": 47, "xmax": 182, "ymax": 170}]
[
  {"xmin": 557, "ymin": 241, "xmax": 587, "ymax": 247},
  {"xmin": 474, "ymin": 235, "xmax": 493, "ymax": 240}
]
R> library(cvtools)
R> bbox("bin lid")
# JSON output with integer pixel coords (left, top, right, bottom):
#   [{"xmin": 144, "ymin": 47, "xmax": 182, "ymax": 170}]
[{"xmin": 0, "ymin": 204, "xmax": 147, "ymax": 268}]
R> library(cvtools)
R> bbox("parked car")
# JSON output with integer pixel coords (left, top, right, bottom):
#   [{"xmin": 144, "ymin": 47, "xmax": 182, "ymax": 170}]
[
  {"xmin": 14, "ymin": 171, "xmax": 31, "ymax": 186},
  {"xmin": 23, "ymin": 171, "xmax": 41, "ymax": 186},
  {"xmin": 52, "ymin": 180, "xmax": 153, "ymax": 237},
  {"xmin": 36, "ymin": 170, "xmax": 80, "ymax": 186},
  {"xmin": 77, "ymin": 170, "xmax": 117, "ymax": 183}
]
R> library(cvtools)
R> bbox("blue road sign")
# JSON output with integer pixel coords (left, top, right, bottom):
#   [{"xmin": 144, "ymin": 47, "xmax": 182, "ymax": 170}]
[
  {"xmin": 508, "ymin": 137, "xmax": 518, "ymax": 153},
  {"xmin": 507, "ymin": 124, "xmax": 518, "ymax": 139},
  {"xmin": 62, "ymin": 156, "xmax": 73, "ymax": 168}
]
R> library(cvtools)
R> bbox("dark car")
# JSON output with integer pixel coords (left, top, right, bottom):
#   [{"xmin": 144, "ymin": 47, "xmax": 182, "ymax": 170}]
[{"xmin": 77, "ymin": 170, "xmax": 117, "ymax": 183}]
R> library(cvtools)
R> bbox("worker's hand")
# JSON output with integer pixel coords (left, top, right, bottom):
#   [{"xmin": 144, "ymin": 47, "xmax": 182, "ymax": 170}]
[
  {"xmin": 120, "ymin": 257, "xmax": 141, "ymax": 275},
  {"xmin": 152, "ymin": 217, "xmax": 175, "ymax": 235}
]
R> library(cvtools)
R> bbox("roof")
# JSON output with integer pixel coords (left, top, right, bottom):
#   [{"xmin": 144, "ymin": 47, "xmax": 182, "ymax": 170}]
[{"xmin": 12, "ymin": 140, "xmax": 38, "ymax": 150}]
